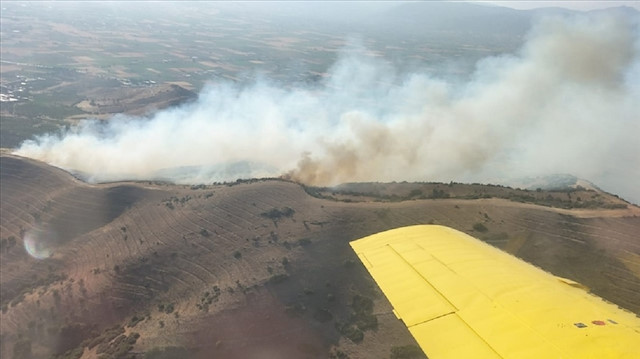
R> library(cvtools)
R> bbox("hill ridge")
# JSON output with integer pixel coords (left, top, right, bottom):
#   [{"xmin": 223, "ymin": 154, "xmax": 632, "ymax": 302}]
[{"xmin": 1, "ymin": 155, "xmax": 639, "ymax": 359}]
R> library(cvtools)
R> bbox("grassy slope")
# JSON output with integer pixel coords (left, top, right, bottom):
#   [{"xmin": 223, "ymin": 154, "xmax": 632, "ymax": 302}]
[{"xmin": 1, "ymin": 155, "xmax": 639, "ymax": 359}]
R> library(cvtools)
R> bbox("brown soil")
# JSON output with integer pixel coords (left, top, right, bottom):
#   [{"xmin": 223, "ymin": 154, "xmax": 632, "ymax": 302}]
[{"xmin": 1, "ymin": 154, "xmax": 639, "ymax": 359}]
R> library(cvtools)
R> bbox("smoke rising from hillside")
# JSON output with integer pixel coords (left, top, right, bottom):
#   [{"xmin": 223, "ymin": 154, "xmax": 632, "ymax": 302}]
[{"xmin": 15, "ymin": 14, "xmax": 640, "ymax": 203}]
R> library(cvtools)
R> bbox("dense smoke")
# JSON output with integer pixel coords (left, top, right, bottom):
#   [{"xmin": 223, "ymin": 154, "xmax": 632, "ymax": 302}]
[{"xmin": 15, "ymin": 14, "xmax": 640, "ymax": 203}]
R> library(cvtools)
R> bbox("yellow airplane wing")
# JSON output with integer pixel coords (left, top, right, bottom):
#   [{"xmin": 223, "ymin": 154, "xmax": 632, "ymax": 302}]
[{"xmin": 350, "ymin": 225, "xmax": 640, "ymax": 358}]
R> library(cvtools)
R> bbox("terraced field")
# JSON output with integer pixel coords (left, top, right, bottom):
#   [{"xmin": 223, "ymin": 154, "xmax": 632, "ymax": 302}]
[{"xmin": 1, "ymin": 154, "xmax": 639, "ymax": 359}]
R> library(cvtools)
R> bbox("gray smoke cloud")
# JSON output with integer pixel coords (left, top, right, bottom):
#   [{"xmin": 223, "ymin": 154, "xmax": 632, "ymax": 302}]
[{"xmin": 15, "ymin": 14, "xmax": 640, "ymax": 203}]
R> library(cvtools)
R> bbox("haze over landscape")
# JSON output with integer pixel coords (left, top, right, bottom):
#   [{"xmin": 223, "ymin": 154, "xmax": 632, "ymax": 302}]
[
  {"xmin": 1, "ymin": 2, "xmax": 640, "ymax": 359},
  {"xmin": 5, "ymin": 2, "xmax": 639, "ymax": 203}
]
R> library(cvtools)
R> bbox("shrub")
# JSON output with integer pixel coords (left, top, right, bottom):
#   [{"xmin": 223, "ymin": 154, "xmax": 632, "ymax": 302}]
[
  {"xmin": 128, "ymin": 315, "xmax": 145, "ymax": 327},
  {"xmin": 337, "ymin": 323, "xmax": 363, "ymax": 343},
  {"xmin": 472, "ymin": 222, "xmax": 488, "ymax": 233},
  {"xmin": 164, "ymin": 303, "xmax": 175, "ymax": 314},
  {"xmin": 390, "ymin": 345, "xmax": 426, "ymax": 359},
  {"xmin": 350, "ymin": 295, "xmax": 378, "ymax": 331},
  {"xmin": 261, "ymin": 207, "xmax": 295, "ymax": 220}
]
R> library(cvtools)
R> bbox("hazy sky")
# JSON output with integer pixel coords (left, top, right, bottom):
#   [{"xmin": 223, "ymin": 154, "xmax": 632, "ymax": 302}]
[{"xmin": 480, "ymin": 1, "xmax": 640, "ymax": 10}]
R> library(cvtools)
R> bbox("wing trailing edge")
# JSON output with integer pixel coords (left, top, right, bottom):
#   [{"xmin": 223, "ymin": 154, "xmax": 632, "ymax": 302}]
[{"xmin": 350, "ymin": 225, "xmax": 640, "ymax": 359}]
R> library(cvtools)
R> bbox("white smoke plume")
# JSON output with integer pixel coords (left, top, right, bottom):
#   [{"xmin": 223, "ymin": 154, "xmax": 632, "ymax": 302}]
[{"xmin": 15, "ymin": 14, "xmax": 640, "ymax": 203}]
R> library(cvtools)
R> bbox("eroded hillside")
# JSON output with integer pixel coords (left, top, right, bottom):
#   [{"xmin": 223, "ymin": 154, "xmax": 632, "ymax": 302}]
[{"xmin": 1, "ymin": 155, "xmax": 639, "ymax": 359}]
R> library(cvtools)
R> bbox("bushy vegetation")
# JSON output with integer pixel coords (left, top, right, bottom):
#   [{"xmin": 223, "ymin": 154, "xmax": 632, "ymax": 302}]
[
  {"xmin": 329, "ymin": 348, "xmax": 351, "ymax": 359},
  {"xmin": 472, "ymin": 222, "xmax": 488, "ymax": 233},
  {"xmin": 482, "ymin": 232, "xmax": 509, "ymax": 242},
  {"xmin": 337, "ymin": 323, "xmax": 364, "ymax": 343},
  {"xmin": 158, "ymin": 302, "xmax": 175, "ymax": 314},
  {"xmin": 390, "ymin": 345, "xmax": 426, "ymax": 359},
  {"xmin": 302, "ymin": 182, "xmax": 628, "ymax": 210},
  {"xmin": 196, "ymin": 286, "xmax": 221, "ymax": 312},
  {"xmin": 350, "ymin": 295, "xmax": 378, "ymax": 332},
  {"xmin": 335, "ymin": 294, "xmax": 378, "ymax": 343},
  {"xmin": 261, "ymin": 207, "xmax": 295, "ymax": 220},
  {"xmin": 55, "ymin": 346, "xmax": 84, "ymax": 359},
  {"xmin": 430, "ymin": 188, "xmax": 450, "ymax": 199},
  {"xmin": 96, "ymin": 331, "xmax": 140, "ymax": 359},
  {"xmin": 127, "ymin": 314, "xmax": 145, "ymax": 328},
  {"xmin": 161, "ymin": 195, "xmax": 192, "ymax": 209}
]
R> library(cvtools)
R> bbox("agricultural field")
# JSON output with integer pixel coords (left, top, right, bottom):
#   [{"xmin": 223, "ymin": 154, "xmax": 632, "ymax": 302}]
[
  {"xmin": 1, "ymin": 154, "xmax": 639, "ymax": 358},
  {"xmin": 1, "ymin": 2, "xmax": 517, "ymax": 148},
  {"xmin": 2, "ymin": 2, "xmax": 639, "ymax": 359}
]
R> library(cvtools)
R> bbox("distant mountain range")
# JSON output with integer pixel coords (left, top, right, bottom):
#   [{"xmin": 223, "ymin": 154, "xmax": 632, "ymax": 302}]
[{"xmin": 220, "ymin": 2, "xmax": 639, "ymax": 38}]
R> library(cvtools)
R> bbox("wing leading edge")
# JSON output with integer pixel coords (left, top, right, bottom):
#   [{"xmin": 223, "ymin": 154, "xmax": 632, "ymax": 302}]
[{"xmin": 350, "ymin": 225, "xmax": 640, "ymax": 359}]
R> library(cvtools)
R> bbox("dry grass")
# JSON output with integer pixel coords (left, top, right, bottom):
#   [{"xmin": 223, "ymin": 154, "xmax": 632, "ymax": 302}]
[{"xmin": 1, "ymin": 154, "xmax": 638, "ymax": 359}]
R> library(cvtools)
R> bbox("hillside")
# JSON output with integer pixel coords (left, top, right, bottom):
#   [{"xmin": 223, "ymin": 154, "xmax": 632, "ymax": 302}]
[
  {"xmin": 73, "ymin": 84, "xmax": 197, "ymax": 117},
  {"xmin": 1, "ymin": 154, "xmax": 639, "ymax": 359}
]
